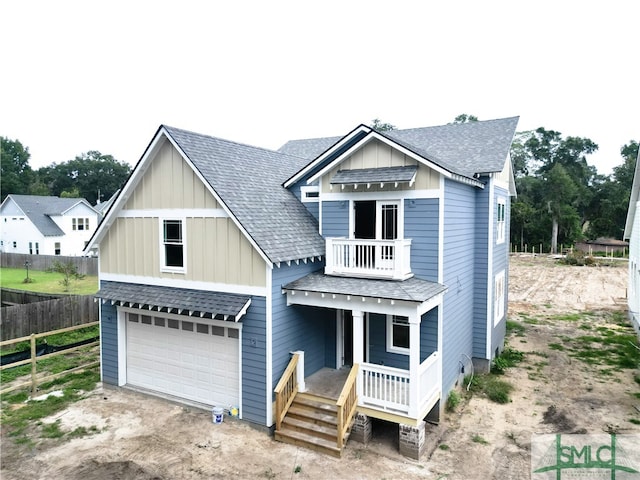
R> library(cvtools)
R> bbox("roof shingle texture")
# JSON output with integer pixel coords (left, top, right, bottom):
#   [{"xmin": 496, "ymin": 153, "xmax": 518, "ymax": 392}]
[
  {"xmin": 278, "ymin": 117, "xmax": 519, "ymax": 180},
  {"xmin": 283, "ymin": 271, "xmax": 447, "ymax": 303},
  {"xmin": 6, "ymin": 195, "xmax": 90, "ymax": 236},
  {"xmin": 163, "ymin": 126, "xmax": 326, "ymax": 264},
  {"xmin": 97, "ymin": 281, "xmax": 251, "ymax": 319},
  {"xmin": 331, "ymin": 166, "xmax": 417, "ymax": 185}
]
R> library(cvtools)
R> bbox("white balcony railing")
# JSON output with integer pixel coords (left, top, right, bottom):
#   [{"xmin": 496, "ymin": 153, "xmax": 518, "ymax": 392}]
[
  {"xmin": 358, "ymin": 351, "xmax": 440, "ymax": 417},
  {"xmin": 325, "ymin": 237, "xmax": 412, "ymax": 280}
]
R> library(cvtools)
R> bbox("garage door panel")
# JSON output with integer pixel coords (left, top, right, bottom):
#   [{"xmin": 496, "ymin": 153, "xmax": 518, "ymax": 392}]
[{"xmin": 126, "ymin": 314, "xmax": 239, "ymax": 407}]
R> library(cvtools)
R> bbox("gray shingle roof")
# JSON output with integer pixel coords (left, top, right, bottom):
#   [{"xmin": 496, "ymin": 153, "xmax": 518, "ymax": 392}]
[
  {"xmin": 163, "ymin": 126, "xmax": 326, "ymax": 264},
  {"xmin": 278, "ymin": 117, "xmax": 519, "ymax": 180},
  {"xmin": 96, "ymin": 281, "xmax": 251, "ymax": 321},
  {"xmin": 5, "ymin": 195, "xmax": 92, "ymax": 236},
  {"xmin": 282, "ymin": 271, "xmax": 447, "ymax": 303},
  {"xmin": 331, "ymin": 166, "xmax": 418, "ymax": 185}
]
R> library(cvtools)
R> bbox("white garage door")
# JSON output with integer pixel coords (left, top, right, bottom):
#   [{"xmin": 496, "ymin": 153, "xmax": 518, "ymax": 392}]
[{"xmin": 125, "ymin": 312, "xmax": 239, "ymax": 408}]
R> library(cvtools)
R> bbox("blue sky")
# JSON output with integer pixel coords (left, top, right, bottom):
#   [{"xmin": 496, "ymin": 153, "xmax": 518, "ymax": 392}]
[{"xmin": 2, "ymin": 1, "xmax": 637, "ymax": 175}]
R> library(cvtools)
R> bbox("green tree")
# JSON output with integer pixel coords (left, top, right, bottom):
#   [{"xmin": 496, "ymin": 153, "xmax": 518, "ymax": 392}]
[
  {"xmin": 370, "ymin": 118, "xmax": 396, "ymax": 132},
  {"xmin": 451, "ymin": 114, "xmax": 478, "ymax": 124},
  {"xmin": 38, "ymin": 151, "xmax": 131, "ymax": 204},
  {"xmin": 1, "ymin": 137, "xmax": 33, "ymax": 201}
]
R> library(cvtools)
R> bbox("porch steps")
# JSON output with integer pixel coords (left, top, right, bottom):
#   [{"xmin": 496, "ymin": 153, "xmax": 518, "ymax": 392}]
[{"xmin": 274, "ymin": 393, "xmax": 352, "ymax": 457}]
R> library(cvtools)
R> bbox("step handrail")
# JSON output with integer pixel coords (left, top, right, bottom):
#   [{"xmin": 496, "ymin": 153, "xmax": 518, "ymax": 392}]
[
  {"xmin": 274, "ymin": 353, "xmax": 300, "ymax": 431},
  {"xmin": 335, "ymin": 363, "xmax": 359, "ymax": 449}
]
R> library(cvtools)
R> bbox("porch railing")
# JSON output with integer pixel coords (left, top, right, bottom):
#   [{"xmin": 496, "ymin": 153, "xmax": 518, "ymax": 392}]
[
  {"xmin": 359, "ymin": 363, "xmax": 410, "ymax": 413},
  {"xmin": 325, "ymin": 238, "xmax": 412, "ymax": 280},
  {"xmin": 274, "ymin": 353, "xmax": 299, "ymax": 430},
  {"xmin": 336, "ymin": 364, "xmax": 359, "ymax": 449},
  {"xmin": 359, "ymin": 352, "xmax": 440, "ymax": 416}
]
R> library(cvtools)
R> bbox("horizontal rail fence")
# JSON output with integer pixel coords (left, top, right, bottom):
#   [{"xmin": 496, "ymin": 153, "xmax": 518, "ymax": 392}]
[
  {"xmin": 0, "ymin": 295, "xmax": 98, "ymax": 342},
  {"xmin": 1, "ymin": 252, "xmax": 98, "ymax": 276},
  {"xmin": 0, "ymin": 321, "xmax": 100, "ymax": 396}
]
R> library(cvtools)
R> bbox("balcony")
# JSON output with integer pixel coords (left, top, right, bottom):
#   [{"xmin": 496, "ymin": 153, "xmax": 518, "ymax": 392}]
[{"xmin": 325, "ymin": 237, "xmax": 412, "ymax": 280}]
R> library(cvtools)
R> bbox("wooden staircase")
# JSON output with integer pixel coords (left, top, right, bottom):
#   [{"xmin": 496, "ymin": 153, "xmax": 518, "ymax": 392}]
[
  {"xmin": 273, "ymin": 355, "xmax": 359, "ymax": 458},
  {"xmin": 274, "ymin": 393, "xmax": 351, "ymax": 457}
]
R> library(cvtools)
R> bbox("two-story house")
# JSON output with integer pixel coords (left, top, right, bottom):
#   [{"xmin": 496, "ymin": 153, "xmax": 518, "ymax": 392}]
[
  {"xmin": 0, "ymin": 194, "xmax": 99, "ymax": 256},
  {"xmin": 86, "ymin": 116, "xmax": 518, "ymax": 459}
]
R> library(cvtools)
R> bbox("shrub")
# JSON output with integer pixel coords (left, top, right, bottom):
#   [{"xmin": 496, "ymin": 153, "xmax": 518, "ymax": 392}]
[{"xmin": 446, "ymin": 390, "xmax": 460, "ymax": 412}]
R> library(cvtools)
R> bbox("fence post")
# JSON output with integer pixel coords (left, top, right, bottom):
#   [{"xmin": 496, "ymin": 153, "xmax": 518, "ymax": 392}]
[{"xmin": 30, "ymin": 334, "xmax": 37, "ymax": 396}]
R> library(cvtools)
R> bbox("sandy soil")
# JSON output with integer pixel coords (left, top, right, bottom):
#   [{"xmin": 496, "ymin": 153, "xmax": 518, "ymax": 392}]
[{"xmin": 1, "ymin": 255, "xmax": 637, "ymax": 479}]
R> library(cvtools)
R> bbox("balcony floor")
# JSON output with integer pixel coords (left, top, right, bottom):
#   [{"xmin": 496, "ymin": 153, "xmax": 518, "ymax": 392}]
[{"xmin": 304, "ymin": 367, "xmax": 351, "ymax": 400}]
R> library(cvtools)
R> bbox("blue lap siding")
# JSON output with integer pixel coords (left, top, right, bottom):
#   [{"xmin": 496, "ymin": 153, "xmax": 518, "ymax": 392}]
[
  {"xmin": 100, "ymin": 300, "xmax": 119, "ymax": 385},
  {"xmin": 240, "ymin": 296, "xmax": 267, "ymax": 425},
  {"xmin": 442, "ymin": 179, "xmax": 477, "ymax": 393}
]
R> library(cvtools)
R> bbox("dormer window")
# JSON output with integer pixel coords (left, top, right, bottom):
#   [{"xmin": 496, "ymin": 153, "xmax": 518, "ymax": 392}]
[{"xmin": 160, "ymin": 218, "xmax": 185, "ymax": 272}]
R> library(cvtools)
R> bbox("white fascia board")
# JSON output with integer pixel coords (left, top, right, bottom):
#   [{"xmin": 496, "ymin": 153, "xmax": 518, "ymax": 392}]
[
  {"xmin": 283, "ymin": 125, "xmax": 372, "ymax": 189},
  {"xmin": 61, "ymin": 199, "xmax": 99, "ymax": 216},
  {"xmin": 306, "ymin": 130, "xmax": 454, "ymax": 186}
]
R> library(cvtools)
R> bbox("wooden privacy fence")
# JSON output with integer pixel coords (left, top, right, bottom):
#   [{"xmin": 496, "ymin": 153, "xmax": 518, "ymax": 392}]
[
  {"xmin": 0, "ymin": 322, "xmax": 100, "ymax": 396},
  {"xmin": 1, "ymin": 287, "xmax": 65, "ymax": 306},
  {"xmin": 0, "ymin": 252, "xmax": 98, "ymax": 276},
  {"xmin": 0, "ymin": 295, "xmax": 98, "ymax": 342}
]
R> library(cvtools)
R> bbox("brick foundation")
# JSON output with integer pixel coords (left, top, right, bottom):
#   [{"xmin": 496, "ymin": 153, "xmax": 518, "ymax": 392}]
[
  {"xmin": 399, "ymin": 421, "xmax": 426, "ymax": 460},
  {"xmin": 350, "ymin": 413, "xmax": 372, "ymax": 444}
]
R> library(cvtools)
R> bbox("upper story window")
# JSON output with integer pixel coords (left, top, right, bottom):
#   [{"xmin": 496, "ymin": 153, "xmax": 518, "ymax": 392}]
[
  {"xmin": 73, "ymin": 217, "xmax": 90, "ymax": 231},
  {"xmin": 161, "ymin": 219, "xmax": 185, "ymax": 271},
  {"xmin": 301, "ymin": 185, "xmax": 320, "ymax": 203},
  {"xmin": 55, "ymin": 242, "xmax": 61, "ymax": 255},
  {"xmin": 496, "ymin": 198, "xmax": 506, "ymax": 244},
  {"xmin": 387, "ymin": 315, "xmax": 410, "ymax": 355},
  {"xmin": 494, "ymin": 269, "xmax": 505, "ymax": 325}
]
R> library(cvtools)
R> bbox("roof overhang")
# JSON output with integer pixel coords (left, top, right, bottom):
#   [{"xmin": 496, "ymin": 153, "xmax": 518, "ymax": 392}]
[
  {"xmin": 282, "ymin": 272, "xmax": 447, "ymax": 317},
  {"xmin": 96, "ymin": 281, "xmax": 252, "ymax": 322},
  {"xmin": 330, "ymin": 165, "xmax": 418, "ymax": 190}
]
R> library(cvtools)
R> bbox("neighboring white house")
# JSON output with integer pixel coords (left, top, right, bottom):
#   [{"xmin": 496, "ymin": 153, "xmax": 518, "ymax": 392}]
[
  {"xmin": 0, "ymin": 194, "xmax": 99, "ymax": 256},
  {"xmin": 624, "ymin": 149, "xmax": 640, "ymax": 339}
]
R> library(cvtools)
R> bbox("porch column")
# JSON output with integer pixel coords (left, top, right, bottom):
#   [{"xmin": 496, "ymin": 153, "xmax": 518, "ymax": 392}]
[
  {"xmin": 352, "ymin": 310, "xmax": 364, "ymax": 397},
  {"xmin": 408, "ymin": 313, "xmax": 420, "ymax": 418}
]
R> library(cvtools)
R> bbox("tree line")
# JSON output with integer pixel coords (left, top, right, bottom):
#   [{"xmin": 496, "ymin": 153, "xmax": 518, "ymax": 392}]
[
  {"xmin": 3, "ymin": 118, "xmax": 639, "ymax": 251},
  {"xmin": 1, "ymin": 137, "xmax": 131, "ymax": 206}
]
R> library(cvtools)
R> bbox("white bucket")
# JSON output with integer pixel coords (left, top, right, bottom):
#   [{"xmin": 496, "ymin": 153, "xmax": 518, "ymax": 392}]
[{"xmin": 212, "ymin": 407, "xmax": 224, "ymax": 424}]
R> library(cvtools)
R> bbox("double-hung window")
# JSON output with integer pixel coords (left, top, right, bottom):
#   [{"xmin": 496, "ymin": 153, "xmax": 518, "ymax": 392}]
[
  {"xmin": 387, "ymin": 315, "xmax": 410, "ymax": 355},
  {"xmin": 161, "ymin": 219, "xmax": 185, "ymax": 271}
]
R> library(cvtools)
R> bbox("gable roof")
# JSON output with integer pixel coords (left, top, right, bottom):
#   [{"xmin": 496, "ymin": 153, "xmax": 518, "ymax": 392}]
[
  {"xmin": 280, "ymin": 117, "xmax": 519, "ymax": 186},
  {"xmin": 88, "ymin": 126, "xmax": 326, "ymax": 265},
  {"xmin": 1, "ymin": 194, "xmax": 96, "ymax": 236}
]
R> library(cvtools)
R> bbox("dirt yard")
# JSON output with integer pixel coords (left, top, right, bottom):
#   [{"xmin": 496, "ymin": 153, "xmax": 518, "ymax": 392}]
[{"xmin": 1, "ymin": 255, "xmax": 638, "ymax": 479}]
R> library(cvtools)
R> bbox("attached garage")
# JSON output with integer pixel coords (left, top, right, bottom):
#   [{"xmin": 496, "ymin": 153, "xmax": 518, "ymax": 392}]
[
  {"xmin": 96, "ymin": 281, "xmax": 251, "ymax": 411},
  {"xmin": 126, "ymin": 312, "xmax": 240, "ymax": 408}
]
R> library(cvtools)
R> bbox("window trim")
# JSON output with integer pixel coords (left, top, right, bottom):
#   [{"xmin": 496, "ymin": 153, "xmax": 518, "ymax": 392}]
[
  {"xmin": 494, "ymin": 269, "xmax": 505, "ymax": 326},
  {"xmin": 159, "ymin": 217, "xmax": 187, "ymax": 273},
  {"xmin": 496, "ymin": 197, "xmax": 506, "ymax": 244},
  {"xmin": 301, "ymin": 185, "xmax": 320, "ymax": 203},
  {"xmin": 386, "ymin": 314, "xmax": 410, "ymax": 355}
]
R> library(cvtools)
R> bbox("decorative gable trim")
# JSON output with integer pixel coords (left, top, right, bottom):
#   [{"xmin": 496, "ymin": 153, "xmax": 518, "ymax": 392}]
[
  {"xmin": 85, "ymin": 127, "xmax": 273, "ymax": 268},
  {"xmin": 306, "ymin": 130, "xmax": 454, "ymax": 186}
]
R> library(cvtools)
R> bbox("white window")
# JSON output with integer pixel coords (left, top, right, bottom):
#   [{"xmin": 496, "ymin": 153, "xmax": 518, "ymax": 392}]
[
  {"xmin": 496, "ymin": 198, "xmax": 506, "ymax": 244},
  {"xmin": 72, "ymin": 218, "xmax": 89, "ymax": 231},
  {"xmin": 386, "ymin": 315, "xmax": 410, "ymax": 355},
  {"xmin": 35, "ymin": 242, "xmax": 39, "ymax": 255},
  {"xmin": 29, "ymin": 242, "xmax": 33, "ymax": 254},
  {"xmin": 301, "ymin": 185, "xmax": 320, "ymax": 203},
  {"xmin": 160, "ymin": 218, "xmax": 185, "ymax": 271},
  {"xmin": 55, "ymin": 242, "xmax": 61, "ymax": 255},
  {"xmin": 494, "ymin": 270, "xmax": 505, "ymax": 325}
]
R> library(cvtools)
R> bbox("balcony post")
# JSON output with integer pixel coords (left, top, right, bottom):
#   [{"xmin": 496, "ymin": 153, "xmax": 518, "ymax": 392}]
[
  {"xmin": 292, "ymin": 350, "xmax": 306, "ymax": 392},
  {"xmin": 408, "ymin": 313, "xmax": 420, "ymax": 417},
  {"xmin": 352, "ymin": 310, "xmax": 364, "ymax": 396}
]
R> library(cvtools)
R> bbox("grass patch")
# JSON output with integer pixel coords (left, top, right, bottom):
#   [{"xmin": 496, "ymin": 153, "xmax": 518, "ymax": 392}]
[
  {"xmin": 634, "ymin": 374, "xmax": 640, "ymax": 386},
  {"xmin": 629, "ymin": 419, "xmax": 640, "ymax": 425},
  {"xmin": 0, "ymin": 267, "xmax": 98, "ymax": 295},
  {"xmin": 548, "ymin": 343, "xmax": 565, "ymax": 351},
  {"xmin": 446, "ymin": 390, "xmax": 460, "ymax": 412},
  {"xmin": 41, "ymin": 420, "xmax": 65, "ymax": 438},
  {"xmin": 68, "ymin": 425, "xmax": 100, "ymax": 438},
  {"xmin": 506, "ymin": 320, "xmax": 526, "ymax": 337},
  {"xmin": 492, "ymin": 346, "xmax": 524, "ymax": 374},
  {"xmin": 439, "ymin": 443, "xmax": 450, "ymax": 450},
  {"xmin": 467, "ymin": 375, "xmax": 514, "ymax": 404},
  {"xmin": 472, "ymin": 434, "xmax": 489, "ymax": 445}
]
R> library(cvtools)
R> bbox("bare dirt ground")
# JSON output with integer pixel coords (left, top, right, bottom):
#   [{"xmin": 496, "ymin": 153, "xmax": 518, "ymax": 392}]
[{"xmin": 1, "ymin": 255, "xmax": 638, "ymax": 479}]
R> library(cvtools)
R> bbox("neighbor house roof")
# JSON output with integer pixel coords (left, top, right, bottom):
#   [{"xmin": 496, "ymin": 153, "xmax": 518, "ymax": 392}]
[
  {"xmin": 96, "ymin": 281, "xmax": 251, "ymax": 322},
  {"xmin": 2, "ymin": 194, "xmax": 95, "ymax": 236},
  {"xmin": 279, "ymin": 117, "xmax": 519, "ymax": 182},
  {"xmin": 162, "ymin": 126, "xmax": 326, "ymax": 264}
]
